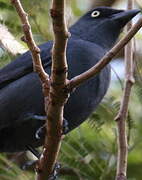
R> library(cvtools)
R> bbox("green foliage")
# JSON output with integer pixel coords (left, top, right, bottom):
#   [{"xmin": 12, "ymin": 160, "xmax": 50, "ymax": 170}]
[
  {"xmin": 0, "ymin": 154, "xmax": 34, "ymax": 180},
  {"xmin": 0, "ymin": 0, "xmax": 51, "ymax": 43},
  {"xmin": 0, "ymin": 0, "xmax": 86, "ymax": 46},
  {"xmin": 60, "ymin": 122, "xmax": 117, "ymax": 180},
  {"xmin": 0, "ymin": 50, "xmax": 13, "ymax": 67}
]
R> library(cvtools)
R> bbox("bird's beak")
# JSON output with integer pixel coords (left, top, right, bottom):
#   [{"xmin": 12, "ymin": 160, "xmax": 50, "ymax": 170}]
[{"xmin": 111, "ymin": 9, "xmax": 141, "ymax": 26}]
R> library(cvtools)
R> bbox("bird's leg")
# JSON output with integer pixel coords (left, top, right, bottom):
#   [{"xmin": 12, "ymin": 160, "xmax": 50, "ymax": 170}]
[
  {"xmin": 23, "ymin": 145, "xmax": 61, "ymax": 179},
  {"xmin": 23, "ymin": 114, "xmax": 63, "ymax": 178}
]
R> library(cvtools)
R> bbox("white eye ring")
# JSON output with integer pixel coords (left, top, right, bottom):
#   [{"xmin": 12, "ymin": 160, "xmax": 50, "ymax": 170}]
[{"xmin": 91, "ymin": 10, "xmax": 100, "ymax": 17}]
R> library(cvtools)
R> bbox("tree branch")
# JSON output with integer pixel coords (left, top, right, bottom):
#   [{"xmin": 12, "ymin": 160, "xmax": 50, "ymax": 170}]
[
  {"xmin": 67, "ymin": 15, "xmax": 142, "ymax": 90},
  {"xmin": 115, "ymin": 1, "xmax": 135, "ymax": 180},
  {"xmin": 35, "ymin": 0, "xmax": 70, "ymax": 180}
]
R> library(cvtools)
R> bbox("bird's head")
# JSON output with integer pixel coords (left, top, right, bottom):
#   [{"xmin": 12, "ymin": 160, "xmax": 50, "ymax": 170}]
[{"xmin": 70, "ymin": 7, "xmax": 140, "ymax": 49}]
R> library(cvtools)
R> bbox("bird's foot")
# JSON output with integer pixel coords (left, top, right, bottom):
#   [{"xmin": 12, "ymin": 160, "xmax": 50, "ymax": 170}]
[
  {"xmin": 23, "ymin": 146, "xmax": 61, "ymax": 179},
  {"xmin": 48, "ymin": 162, "xmax": 61, "ymax": 180},
  {"xmin": 23, "ymin": 114, "xmax": 47, "ymax": 139},
  {"xmin": 35, "ymin": 118, "xmax": 69, "ymax": 139},
  {"xmin": 35, "ymin": 124, "xmax": 46, "ymax": 139},
  {"xmin": 24, "ymin": 114, "xmax": 47, "ymax": 121},
  {"xmin": 62, "ymin": 119, "xmax": 69, "ymax": 134}
]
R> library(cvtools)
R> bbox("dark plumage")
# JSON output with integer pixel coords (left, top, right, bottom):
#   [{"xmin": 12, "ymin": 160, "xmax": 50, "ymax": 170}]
[{"xmin": 0, "ymin": 7, "xmax": 139, "ymax": 152}]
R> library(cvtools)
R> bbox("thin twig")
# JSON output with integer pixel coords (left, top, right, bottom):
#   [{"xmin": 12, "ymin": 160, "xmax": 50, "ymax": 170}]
[
  {"xmin": 10, "ymin": 1, "xmax": 52, "ymax": 179},
  {"xmin": 115, "ymin": 1, "xmax": 135, "ymax": 180},
  {"xmin": 11, "ymin": 0, "xmax": 50, "ymax": 87},
  {"xmin": 67, "ymin": 15, "xmax": 142, "ymax": 90}
]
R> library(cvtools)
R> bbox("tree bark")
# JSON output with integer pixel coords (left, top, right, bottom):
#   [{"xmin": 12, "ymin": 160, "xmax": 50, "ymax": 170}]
[
  {"xmin": 36, "ymin": 0, "xmax": 70, "ymax": 179},
  {"xmin": 115, "ymin": 1, "xmax": 135, "ymax": 180}
]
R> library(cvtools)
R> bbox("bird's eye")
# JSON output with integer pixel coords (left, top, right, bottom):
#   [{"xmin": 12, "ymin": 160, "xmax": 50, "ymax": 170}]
[{"xmin": 91, "ymin": 10, "xmax": 100, "ymax": 18}]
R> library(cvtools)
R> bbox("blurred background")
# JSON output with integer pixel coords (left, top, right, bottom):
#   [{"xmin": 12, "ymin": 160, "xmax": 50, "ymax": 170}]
[{"xmin": 0, "ymin": 0, "xmax": 142, "ymax": 179}]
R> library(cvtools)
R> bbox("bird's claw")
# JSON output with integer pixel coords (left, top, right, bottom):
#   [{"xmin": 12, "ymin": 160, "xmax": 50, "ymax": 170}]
[
  {"xmin": 48, "ymin": 162, "xmax": 61, "ymax": 180},
  {"xmin": 35, "ymin": 124, "xmax": 46, "ymax": 139},
  {"xmin": 35, "ymin": 118, "xmax": 69, "ymax": 140},
  {"xmin": 62, "ymin": 119, "xmax": 69, "ymax": 134}
]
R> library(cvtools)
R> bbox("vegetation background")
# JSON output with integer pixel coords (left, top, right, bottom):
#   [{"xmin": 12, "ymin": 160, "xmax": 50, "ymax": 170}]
[{"xmin": 0, "ymin": 0, "xmax": 142, "ymax": 179}]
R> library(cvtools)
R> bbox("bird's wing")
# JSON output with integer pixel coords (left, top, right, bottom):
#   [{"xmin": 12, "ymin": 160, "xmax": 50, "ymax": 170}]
[{"xmin": 0, "ymin": 41, "xmax": 53, "ymax": 89}]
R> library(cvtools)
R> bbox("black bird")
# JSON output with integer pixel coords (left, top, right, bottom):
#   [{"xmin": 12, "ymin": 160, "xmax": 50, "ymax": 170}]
[{"xmin": 0, "ymin": 7, "xmax": 139, "ymax": 152}]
